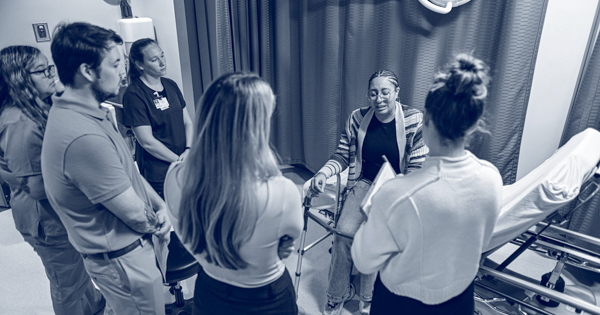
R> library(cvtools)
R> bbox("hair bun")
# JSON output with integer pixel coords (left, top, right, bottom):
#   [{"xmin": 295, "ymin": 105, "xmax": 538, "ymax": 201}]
[
  {"xmin": 457, "ymin": 54, "xmax": 477, "ymax": 72},
  {"xmin": 425, "ymin": 53, "xmax": 490, "ymax": 141},
  {"xmin": 445, "ymin": 53, "xmax": 490, "ymax": 98}
]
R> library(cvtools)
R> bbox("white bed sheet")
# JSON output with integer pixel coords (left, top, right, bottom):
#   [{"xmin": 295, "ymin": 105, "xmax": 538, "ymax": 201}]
[{"xmin": 486, "ymin": 128, "xmax": 600, "ymax": 251}]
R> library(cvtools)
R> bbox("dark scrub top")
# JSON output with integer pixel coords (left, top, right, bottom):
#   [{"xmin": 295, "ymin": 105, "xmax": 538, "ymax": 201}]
[
  {"xmin": 0, "ymin": 106, "xmax": 66, "ymax": 240},
  {"xmin": 362, "ymin": 117, "xmax": 401, "ymax": 182},
  {"xmin": 41, "ymin": 93, "xmax": 152, "ymax": 254},
  {"xmin": 122, "ymin": 77, "xmax": 187, "ymax": 182}
]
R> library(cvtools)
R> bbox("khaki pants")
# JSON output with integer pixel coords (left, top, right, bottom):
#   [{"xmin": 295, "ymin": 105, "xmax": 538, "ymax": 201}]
[{"xmin": 82, "ymin": 238, "xmax": 165, "ymax": 315}]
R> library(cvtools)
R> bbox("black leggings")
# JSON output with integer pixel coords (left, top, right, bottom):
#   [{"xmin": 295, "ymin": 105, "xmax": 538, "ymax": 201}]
[
  {"xmin": 193, "ymin": 267, "xmax": 298, "ymax": 315},
  {"xmin": 371, "ymin": 275, "xmax": 474, "ymax": 315}
]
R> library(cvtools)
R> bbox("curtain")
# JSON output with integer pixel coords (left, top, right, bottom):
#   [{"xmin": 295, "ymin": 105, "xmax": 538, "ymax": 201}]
[
  {"xmin": 557, "ymin": 9, "xmax": 600, "ymax": 252},
  {"xmin": 183, "ymin": 0, "xmax": 547, "ymax": 184}
]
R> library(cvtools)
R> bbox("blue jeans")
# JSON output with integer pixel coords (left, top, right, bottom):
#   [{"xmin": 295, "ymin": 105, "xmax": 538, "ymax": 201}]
[{"xmin": 327, "ymin": 179, "xmax": 376, "ymax": 303}]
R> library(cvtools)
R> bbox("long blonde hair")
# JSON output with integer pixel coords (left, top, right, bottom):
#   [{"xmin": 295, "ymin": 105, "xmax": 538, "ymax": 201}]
[{"xmin": 179, "ymin": 72, "xmax": 281, "ymax": 269}]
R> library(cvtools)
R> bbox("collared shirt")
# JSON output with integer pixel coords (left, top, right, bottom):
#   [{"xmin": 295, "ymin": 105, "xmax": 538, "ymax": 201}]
[
  {"xmin": 0, "ymin": 106, "xmax": 66, "ymax": 240},
  {"xmin": 42, "ymin": 92, "xmax": 152, "ymax": 254}
]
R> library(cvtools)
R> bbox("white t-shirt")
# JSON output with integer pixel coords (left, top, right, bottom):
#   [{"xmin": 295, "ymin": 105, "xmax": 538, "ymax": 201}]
[{"xmin": 164, "ymin": 162, "xmax": 303, "ymax": 288}]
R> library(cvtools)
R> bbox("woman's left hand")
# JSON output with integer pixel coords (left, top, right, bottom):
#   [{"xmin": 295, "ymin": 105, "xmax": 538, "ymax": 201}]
[
  {"xmin": 278, "ymin": 235, "xmax": 295, "ymax": 260},
  {"xmin": 177, "ymin": 149, "xmax": 190, "ymax": 162}
]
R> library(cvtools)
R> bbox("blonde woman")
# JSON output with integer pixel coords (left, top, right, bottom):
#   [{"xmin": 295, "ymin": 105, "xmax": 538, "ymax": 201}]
[{"xmin": 164, "ymin": 72, "xmax": 302, "ymax": 315}]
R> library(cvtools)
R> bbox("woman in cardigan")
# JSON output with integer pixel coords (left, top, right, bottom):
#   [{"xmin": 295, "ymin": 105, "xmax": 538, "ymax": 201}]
[
  {"xmin": 351, "ymin": 53, "xmax": 502, "ymax": 314},
  {"xmin": 310, "ymin": 70, "xmax": 428, "ymax": 315}
]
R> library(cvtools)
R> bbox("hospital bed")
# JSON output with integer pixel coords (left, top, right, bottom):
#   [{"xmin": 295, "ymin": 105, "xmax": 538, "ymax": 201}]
[
  {"xmin": 295, "ymin": 128, "xmax": 600, "ymax": 314},
  {"xmin": 475, "ymin": 128, "xmax": 600, "ymax": 315}
]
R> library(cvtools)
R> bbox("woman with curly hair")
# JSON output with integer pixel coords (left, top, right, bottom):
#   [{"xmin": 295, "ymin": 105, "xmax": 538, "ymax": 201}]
[{"xmin": 0, "ymin": 45, "xmax": 105, "ymax": 315}]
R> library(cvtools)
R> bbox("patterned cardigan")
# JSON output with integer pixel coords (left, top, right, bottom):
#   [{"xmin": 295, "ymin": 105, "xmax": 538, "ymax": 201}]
[{"xmin": 317, "ymin": 102, "xmax": 428, "ymax": 189}]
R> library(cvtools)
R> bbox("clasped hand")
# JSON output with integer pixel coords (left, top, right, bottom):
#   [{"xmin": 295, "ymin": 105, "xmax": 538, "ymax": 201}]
[
  {"xmin": 152, "ymin": 208, "xmax": 172, "ymax": 243},
  {"xmin": 177, "ymin": 148, "xmax": 190, "ymax": 162}
]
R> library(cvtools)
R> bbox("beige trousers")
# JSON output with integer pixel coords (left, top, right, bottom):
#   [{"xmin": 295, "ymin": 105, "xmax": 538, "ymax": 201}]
[{"xmin": 82, "ymin": 238, "xmax": 165, "ymax": 315}]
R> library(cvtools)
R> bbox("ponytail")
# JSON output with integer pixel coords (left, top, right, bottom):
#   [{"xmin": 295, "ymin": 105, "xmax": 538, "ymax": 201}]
[{"xmin": 127, "ymin": 38, "xmax": 156, "ymax": 83}]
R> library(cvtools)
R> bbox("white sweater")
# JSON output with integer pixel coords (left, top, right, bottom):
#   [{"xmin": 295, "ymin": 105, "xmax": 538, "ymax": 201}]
[{"xmin": 351, "ymin": 151, "xmax": 502, "ymax": 305}]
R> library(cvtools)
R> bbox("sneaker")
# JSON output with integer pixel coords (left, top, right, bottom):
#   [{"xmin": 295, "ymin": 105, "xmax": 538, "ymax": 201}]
[
  {"xmin": 359, "ymin": 300, "xmax": 371, "ymax": 315},
  {"xmin": 324, "ymin": 284, "xmax": 355, "ymax": 315}
]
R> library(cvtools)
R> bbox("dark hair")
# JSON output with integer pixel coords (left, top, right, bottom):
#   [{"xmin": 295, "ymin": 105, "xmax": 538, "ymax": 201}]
[
  {"xmin": 127, "ymin": 38, "xmax": 156, "ymax": 82},
  {"xmin": 51, "ymin": 22, "xmax": 123, "ymax": 86},
  {"xmin": 424, "ymin": 53, "xmax": 490, "ymax": 141},
  {"xmin": 0, "ymin": 45, "xmax": 50, "ymax": 132},
  {"xmin": 368, "ymin": 69, "xmax": 400, "ymax": 102}
]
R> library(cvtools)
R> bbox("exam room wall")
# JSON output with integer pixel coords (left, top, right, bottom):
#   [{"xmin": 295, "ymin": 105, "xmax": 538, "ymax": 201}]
[
  {"xmin": 0, "ymin": 0, "xmax": 122, "ymax": 72},
  {"xmin": 516, "ymin": 0, "xmax": 600, "ymax": 180},
  {"xmin": 0, "ymin": 0, "xmax": 187, "ymax": 109}
]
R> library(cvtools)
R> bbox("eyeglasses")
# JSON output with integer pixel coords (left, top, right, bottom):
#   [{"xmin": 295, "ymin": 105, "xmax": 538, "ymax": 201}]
[
  {"xmin": 367, "ymin": 91, "xmax": 392, "ymax": 101},
  {"xmin": 30, "ymin": 65, "xmax": 55, "ymax": 78}
]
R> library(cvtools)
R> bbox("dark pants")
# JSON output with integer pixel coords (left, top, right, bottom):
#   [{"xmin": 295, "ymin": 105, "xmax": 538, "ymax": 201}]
[
  {"xmin": 23, "ymin": 233, "xmax": 105, "ymax": 315},
  {"xmin": 371, "ymin": 275, "xmax": 474, "ymax": 315},
  {"xmin": 193, "ymin": 267, "xmax": 298, "ymax": 315},
  {"xmin": 148, "ymin": 180, "xmax": 164, "ymax": 199}
]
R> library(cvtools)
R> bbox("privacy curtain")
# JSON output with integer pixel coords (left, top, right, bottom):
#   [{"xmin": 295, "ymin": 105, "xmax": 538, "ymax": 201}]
[
  {"xmin": 182, "ymin": 0, "xmax": 547, "ymax": 184},
  {"xmin": 558, "ymin": 11, "xmax": 600, "ymax": 251}
]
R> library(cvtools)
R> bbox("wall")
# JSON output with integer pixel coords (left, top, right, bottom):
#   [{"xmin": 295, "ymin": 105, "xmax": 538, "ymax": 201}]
[
  {"xmin": 0, "ymin": 0, "xmax": 186, "ymax": 107},
  {"xmin": 0, "ymin": 0, "xmax": 122, "ymax": 65},
  {"xmin": 129, "ymin": 0, "xmax": 187, "ymax": 107},
  {"xmin": 517, "ymin": 0, "xmax": 599, "ymax": 180}
]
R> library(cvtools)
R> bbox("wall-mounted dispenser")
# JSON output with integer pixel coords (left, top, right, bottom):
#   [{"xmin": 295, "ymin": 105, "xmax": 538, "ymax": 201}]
[{"xmin": 118, "ymin": 17, "xmax": 155, "ymax": 54}]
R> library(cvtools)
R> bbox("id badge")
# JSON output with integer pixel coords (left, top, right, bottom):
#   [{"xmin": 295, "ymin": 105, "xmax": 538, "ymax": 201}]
[{"xmin": 153, "ymin": 97, "xmax": 170, "ymax": 111}]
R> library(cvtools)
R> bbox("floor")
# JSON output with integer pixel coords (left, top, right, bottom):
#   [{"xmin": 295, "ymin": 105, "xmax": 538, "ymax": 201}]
[{"xmin": 1, "ymin": 166, "xmax": 599, "ymax": 315}]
